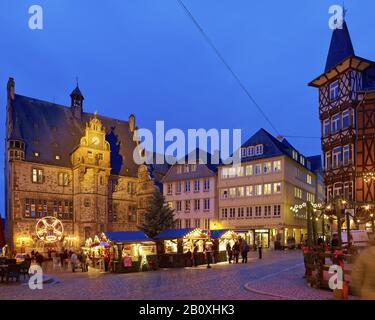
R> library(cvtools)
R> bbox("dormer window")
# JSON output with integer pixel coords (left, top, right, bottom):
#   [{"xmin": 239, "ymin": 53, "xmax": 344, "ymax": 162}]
[
  {"xmin": 247, "ymin": 146, "xmax": 254, "ymax": 157},
  {"xmin": 300, "ymin": 156, "xmax": 305, "ymax": 166},
  {"xmin": 255, "ymin": 144, "xmax": 263, "ymax": 155},
  {"xmin": 330, "ymin": 80, "xmax": 340, "ymax": 101},
  {"xmin": 292, "ymin": 150, "xmax": 298, "ymax": 161},
  {"xmin": 241, "ymin": 148, "xmax": 247, "ymax": 158}
]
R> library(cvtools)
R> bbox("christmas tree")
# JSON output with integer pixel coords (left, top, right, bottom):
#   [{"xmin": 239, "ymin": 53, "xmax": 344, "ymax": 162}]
[{"xmin": 140, "ymin": 188, "xmax": 175, "ymax": 238}]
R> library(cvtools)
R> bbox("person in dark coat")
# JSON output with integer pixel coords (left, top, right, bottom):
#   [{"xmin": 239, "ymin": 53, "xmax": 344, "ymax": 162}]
[
  {"xmin": 232, "ymin": 241, "xmax": 240, "ymax": 264},
  {"xmin": 35, "ymin": 252, "xmax": 44, "ymax": 268},
  {"xmin": 241, "ymin": 240, "xmax": 249, "ymax": 263},
  {"xmin": 226, "ymin": 242, "xmax": 232, "ymax": 263},
  {"xmin": 331, "ymin": 233, "xmax": 339, "ymax": 249}
]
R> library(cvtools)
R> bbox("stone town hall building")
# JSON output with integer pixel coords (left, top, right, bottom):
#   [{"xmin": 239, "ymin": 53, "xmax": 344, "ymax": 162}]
[{"xmin": 4, "ymin": 78, "xmax": 164, "ymax": 252}]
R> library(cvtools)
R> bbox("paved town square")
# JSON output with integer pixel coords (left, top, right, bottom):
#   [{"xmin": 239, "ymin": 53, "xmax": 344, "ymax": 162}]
[{"xmin": 0, "ymin": 250, "xmax": 337, "ymax": 300}]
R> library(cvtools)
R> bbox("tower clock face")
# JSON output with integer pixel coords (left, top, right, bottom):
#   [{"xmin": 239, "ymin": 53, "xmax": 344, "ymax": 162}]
[{"xmin": 91, "ymin": 136, "xmax": 100, "ymax": 145}]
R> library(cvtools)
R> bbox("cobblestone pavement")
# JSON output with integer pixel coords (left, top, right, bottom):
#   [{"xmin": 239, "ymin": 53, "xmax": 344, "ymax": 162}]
[{"xmin": 0, "ymin": 250, "xmax": 344, "ymax": 300}]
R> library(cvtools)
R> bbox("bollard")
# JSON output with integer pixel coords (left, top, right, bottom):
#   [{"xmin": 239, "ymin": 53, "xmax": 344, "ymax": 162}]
[{"xmin": 258, "ymin": 246, "xmax": 262, "ymax": 259}]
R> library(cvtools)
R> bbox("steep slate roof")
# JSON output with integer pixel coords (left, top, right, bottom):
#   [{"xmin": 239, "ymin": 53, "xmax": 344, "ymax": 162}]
[
  {"xmin": 162, "ymin": 148, "xmax": 219, "ymax": 183},
  {"xmin": 9, "ymin": 94, "xmax": 139, "ymax": 177},
  {"xmin": 145, "ymin": 151, "xmax": 172, "ymax": 191},
  {"xmin": 105, "ymin": 231, "xmax": 154, "ymax": 243},
  {"xmin": 239, "ymin": 128, "xmax": 321, "ymax": 172},
  {"xmin": 310, "ymin": 20, "xmax": 375, "ymax": 89},
  {"xmin": 307, "ymin": 155, "xmax": 322, "ymax": 172},
  {"xmin": 325, "ymin": 21, "xmax": 355, "ymax": 72}
]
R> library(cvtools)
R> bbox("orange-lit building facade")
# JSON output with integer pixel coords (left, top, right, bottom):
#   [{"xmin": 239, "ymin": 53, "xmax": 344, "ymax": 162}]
[{"xmin": 4, "ymin": 78, "xmax": 164, "ymax": 252}]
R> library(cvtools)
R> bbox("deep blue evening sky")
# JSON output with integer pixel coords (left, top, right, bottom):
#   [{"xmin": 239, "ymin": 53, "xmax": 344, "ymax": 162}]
[{"xmin": 1, "ymin": 0, "xmax": 375, "ymax": 216}]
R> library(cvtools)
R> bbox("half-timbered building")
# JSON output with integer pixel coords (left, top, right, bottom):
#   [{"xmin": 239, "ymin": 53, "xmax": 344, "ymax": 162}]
[{"xmin": 309, "ymin": 20, "xmax": 375, "ymax": 206}]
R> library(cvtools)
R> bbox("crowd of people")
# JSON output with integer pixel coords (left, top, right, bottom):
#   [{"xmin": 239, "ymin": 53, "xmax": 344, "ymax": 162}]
[
  {"xmin": 29, "ymin": 249, "xmax": 89, "ymax": 273},
  {"xmin": 226, "ymin": 237, "xmax": 250, "ymax": 264}
]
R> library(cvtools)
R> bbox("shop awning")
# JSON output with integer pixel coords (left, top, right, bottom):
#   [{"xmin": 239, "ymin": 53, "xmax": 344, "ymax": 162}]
[
  {"xmin": 155, "ymin": 228, "xmax": 208, "ymax": 240},
  {"xmin": 105, "ymin": 231, "xmax": 154, "ymax": 243}
]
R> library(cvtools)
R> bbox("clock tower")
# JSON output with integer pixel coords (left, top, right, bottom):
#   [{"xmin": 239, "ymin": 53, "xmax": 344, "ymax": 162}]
[{"xmin": 71, "ymin": 113, "xmax": 111, "ymax": 241}]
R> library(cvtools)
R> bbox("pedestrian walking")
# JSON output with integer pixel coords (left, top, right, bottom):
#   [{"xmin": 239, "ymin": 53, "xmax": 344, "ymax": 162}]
[
  {"xmin": 81, "ymin": 251, "xmax": 88, "ymax": 272},
  {"xmin": 70, "ymin": 252, "xmax": 78, "ymax": 272},
  {"xmin": 241, "ymin": 241, "xmax": 249, "ymax": 263},
  {"xmin": 204, "ymin": 242, "xmax": 213, "ymax": 269}
]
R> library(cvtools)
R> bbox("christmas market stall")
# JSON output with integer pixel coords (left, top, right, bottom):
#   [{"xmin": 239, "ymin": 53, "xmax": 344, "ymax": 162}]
[
  {"xmin": 210, "ymin": 229, "xmax": 239, "ymax": 262},
  {"xmin": 105, "ymin": 231, "xmax": 157, "ymax": 273},
  {"xmin": 82, "ymin": 233, "xmax": 112, "ymax": 272},
  {"xmin": 154, "ymin": 228, "xmax": 208, "ymax": 268}
]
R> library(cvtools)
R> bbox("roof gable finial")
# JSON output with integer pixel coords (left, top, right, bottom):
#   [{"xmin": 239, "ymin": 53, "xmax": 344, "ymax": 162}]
[{"xmin": 325, "ymin": 4, "xmax": 354, "ymax": 72}]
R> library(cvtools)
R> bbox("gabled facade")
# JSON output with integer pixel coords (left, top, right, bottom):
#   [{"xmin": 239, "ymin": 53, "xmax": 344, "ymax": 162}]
[
  {"xmin": 309, "ymin": 20, "xmax": 375, "ymax": 204},
  {"xmin": 162, "ymin": 149, "xmax": 218, "ymax": 231},
  {"xmin": 217, "ymin": 129, "xmax": 323, "ymax": 248},
  {"xmin": 4, "ymin": 78, "xmax": 162, "ymax": 252}
]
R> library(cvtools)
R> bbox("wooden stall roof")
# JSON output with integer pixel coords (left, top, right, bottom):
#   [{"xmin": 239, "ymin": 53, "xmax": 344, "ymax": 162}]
[
  {"xmin": 155, "ymin": 228, "xmax": 208, "ymax": 240},
  {"xmin": 210, "ymin": 229, "xmax": 238, "ymax": 240},
  {"xmin": 105, "ymin": 231, "xmax": 154, "ymax": 244}
]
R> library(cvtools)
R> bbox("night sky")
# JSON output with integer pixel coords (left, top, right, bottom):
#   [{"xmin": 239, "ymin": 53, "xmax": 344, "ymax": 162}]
[{"xmin": 1, "ymin": 0, "xmax": 375, "ymax": 217}]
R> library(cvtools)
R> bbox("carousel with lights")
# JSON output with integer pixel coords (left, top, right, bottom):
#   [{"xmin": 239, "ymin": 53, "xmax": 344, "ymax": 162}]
[{"xmin": 14, "ymin": 216, "xmax": 79, "ymax": 254}]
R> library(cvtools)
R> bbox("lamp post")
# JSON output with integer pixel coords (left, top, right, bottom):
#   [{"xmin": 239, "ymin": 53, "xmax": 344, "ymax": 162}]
[
  {"xmin": 321, "ymin": 214, "xmax": 325, "ymax": 240},
  {"xmin": 341, "ymin": 200, "xmax": 352, "ymax": 249},
  {"xmin": 311, "ymin": 207, "xmax": 317, "ymax": 246},
  {"xmin": 335, "ymin": 198, "xmax": 343, "ymax": 248}
]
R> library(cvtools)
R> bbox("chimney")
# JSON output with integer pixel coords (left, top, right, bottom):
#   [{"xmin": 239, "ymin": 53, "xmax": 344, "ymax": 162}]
[
  {"xmin": 7, "ymin": 77, "xmax": 15, "ymax": 103},
  {"xmin": 128, "ymin": 114, "xmax": 135, "ymax": 133}
]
